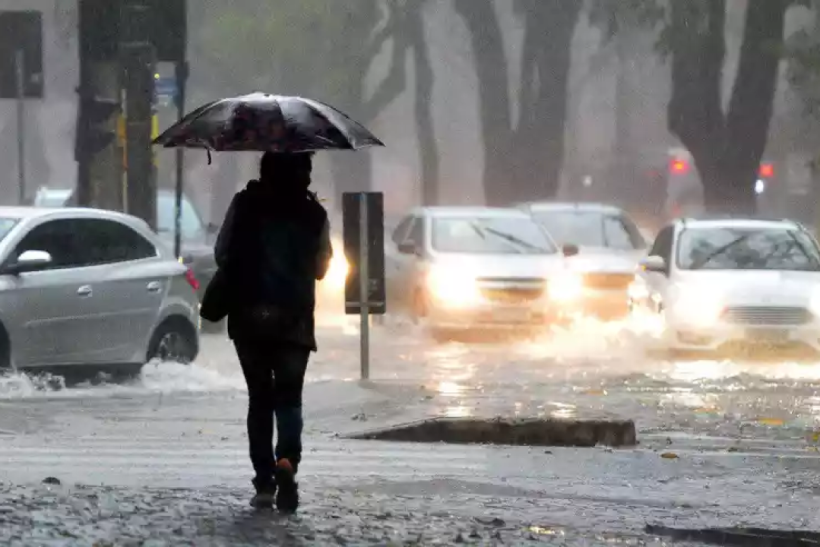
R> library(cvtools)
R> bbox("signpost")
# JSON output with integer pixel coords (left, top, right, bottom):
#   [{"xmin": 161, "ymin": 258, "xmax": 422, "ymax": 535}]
[
  {"xmin": 343, "ymin": 192, "xmax": 386, "ymax": 380},
  {"xmin": 0, "ymin": 11, "xmax": 43, "ymax": 205}
]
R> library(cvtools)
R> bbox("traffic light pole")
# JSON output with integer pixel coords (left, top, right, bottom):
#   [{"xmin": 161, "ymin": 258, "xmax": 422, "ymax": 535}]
[{"xmin": 173, "ymin": 61, "xmax": 188, "ymax": 258}]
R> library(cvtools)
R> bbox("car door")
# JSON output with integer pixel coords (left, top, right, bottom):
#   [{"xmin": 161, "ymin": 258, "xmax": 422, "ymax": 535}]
[
  {"xmin": 390, "ymin": 216, "xmax": 429, "ymax": 315},
  {"xmin": 640, "ymin": 226, "xmax": 675, "ymax": 313},
  {"xmin": 385, "ymin": 215, "xmax": 415, "ymax": 313},
  {"xmin": 3, "ymin": 219, "xmax": 100, "ymax": 367},
  {"xmin": 71, "ymin": 218, "xmax": 163, "ymax": 365}
]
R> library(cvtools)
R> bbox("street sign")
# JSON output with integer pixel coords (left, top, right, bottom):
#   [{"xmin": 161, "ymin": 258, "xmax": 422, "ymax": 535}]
[
  {"xmin": 343, "ymin": 192, "xmax": 386, "ymax": 316},
  {"xmin": 0, "ymin": 11, "xmax": 43, "ymax": 99},
  {"xmin": 154, "ymin": 75, "xmax": 178, "ymax": 106},
  {"xmin": 342, "ymin": 191, "xmax": 386, "ymax": 381}
]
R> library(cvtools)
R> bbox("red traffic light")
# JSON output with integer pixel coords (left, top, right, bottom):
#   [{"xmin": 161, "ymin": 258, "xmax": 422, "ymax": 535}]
[
  {"xmin": 669, "ymin": 159, "xmax": 689, "ymax": 175},
  {"xmin": 759, "ymin": 163, "xmax": 774, "ymax": 178}
]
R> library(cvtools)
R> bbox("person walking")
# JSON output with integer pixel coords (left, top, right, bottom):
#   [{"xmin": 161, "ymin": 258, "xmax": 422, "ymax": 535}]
[{"xmin": 215, "ymin": 151, "xmax": 332, "ymax": 512}]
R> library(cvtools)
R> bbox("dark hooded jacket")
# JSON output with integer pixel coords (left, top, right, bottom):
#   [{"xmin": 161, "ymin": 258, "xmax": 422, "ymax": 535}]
[{"xmin": 215, "ymin": 157, "xmax": 332, "ymax": 350}]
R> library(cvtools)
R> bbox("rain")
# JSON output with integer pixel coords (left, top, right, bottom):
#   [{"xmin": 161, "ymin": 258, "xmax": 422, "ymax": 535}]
[{"xmin": 0, "ymin": 0, "xmax": 820, "ymax": 545}]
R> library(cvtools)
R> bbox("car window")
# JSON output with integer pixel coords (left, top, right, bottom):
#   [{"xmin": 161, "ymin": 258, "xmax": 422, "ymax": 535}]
[
  {"xmin": 432, "ymin": 216, "xmax": 557, "ymax": 255},
  {"xmin": 649, "ymin": 226, "xmax": 674, "ymax": 263},
  {"xmin": 157, "ymin": 193, "xmax": 205, "ymax": 240},
  {"xmin": 0, "ymin": 218, "xmax": 18, "ymax": 243},
  {"xmin": 391, "ymin": 216, "xmax": 414, "ymax": 245},
  {"xmin": 406, "ymin": 217, "xmax": 424, "ymax": 245},
  {"xmin": 78, "ymin": 219, "xmax": 157, "ymax": 265},
  {"xmin": 14, "ymin": 219, "xmax": 156, "ymax": 270},
  {"xmin": 676, "ymin": 227, "xmax": 820, "ymax": 271},
  {"xmin": 532, "ymin": 211, "xmax": 606, "ymax": 247},
  {"xmin": 603, "ymin": 216, "xmax": 639, "ymax": 250},
  {"xmin": 14, "ymin": 219, "xmax": 87, "ymax": 269}
]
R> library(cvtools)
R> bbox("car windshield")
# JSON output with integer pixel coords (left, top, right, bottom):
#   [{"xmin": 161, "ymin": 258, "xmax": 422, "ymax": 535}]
[
  {"xmin": 532, "ymin": 210, "xmax": 646, "ymax": 250},
  {"xmin": 156, "ymin": 193, "xmax": 205, "ymax": 240},
  {"xmin": 677, "ymin": 227, "xmax": 820, "ymax": 271},
  {"xmin": 432, "ymin": 216, "xmax": 557, "ymax": 255},
  {"xmin": 0, "ymin": 218, "xmax": 18, "ymax": 242}
]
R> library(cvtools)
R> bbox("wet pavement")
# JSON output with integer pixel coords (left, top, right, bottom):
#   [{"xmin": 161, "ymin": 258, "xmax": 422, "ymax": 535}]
[{"xmin": 1, "ymin": 316, "xmax": 819, "ymax": 544}]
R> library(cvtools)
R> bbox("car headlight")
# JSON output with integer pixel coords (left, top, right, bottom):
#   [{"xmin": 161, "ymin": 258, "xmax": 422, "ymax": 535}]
[
  {"xmin": 549, "ymin": 272, "xmax": 583, "ymax": 302},
  {"xmin": 324, "ymin": 252, "xmax": 349, "ymax": 290},
  {"xmin": 427, "ymin": 266, "xmax": 480, "ymax": 307},
  {"xmin": 672, "ymin": 286, "xmax": 724, "ymax": 326},
  {"xmin": 810, "ymin": 288, "xmax": 820, "ymax": 316}
]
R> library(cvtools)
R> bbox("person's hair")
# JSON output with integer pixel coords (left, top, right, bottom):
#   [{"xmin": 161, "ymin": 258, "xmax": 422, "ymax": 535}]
[{"xmin": 259, "ymin": 152, "xmax": 313, "ymax": 189}]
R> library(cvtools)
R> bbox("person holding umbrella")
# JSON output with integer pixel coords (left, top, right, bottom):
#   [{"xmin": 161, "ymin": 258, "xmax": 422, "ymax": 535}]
[{"xmin": 154, "ymin": 93, "xmax": 383, "ymax": 512}]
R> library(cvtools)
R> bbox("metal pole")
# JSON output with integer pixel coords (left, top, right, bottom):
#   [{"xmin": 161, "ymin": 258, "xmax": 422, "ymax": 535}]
[
  {"xmin": 15, "ymin": 50, "xmax": 26, "ymax": 205},
  {"xmin": 173, "ymin": 62, "xmax": 188, "ymax": 258},
  {"xmin": 358, "ymin": 193, "xmax": 370, "ymax": 380}
]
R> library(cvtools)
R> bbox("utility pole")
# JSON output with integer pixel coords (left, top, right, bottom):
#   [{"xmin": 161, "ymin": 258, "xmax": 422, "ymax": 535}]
[{"xmin": 120, "ymin": 0, "xmax": 157, "ymax": 230}]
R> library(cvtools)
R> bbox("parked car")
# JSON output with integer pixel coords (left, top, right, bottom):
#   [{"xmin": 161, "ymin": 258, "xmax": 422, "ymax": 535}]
[
  {"xmin": 629, "ymin": 216, "xmax": 820, "ymax": 355},
  {"xmin": 31, "ymin": 186, "xmax": 221, "ymax": 332},
  {"xmin": 0, "ymin": 206, "xmax": 200, "ymax": 374},
  {"xmin": 385, "ymin": 206, "xmax": 575, "ymax": 340},
  {"xmin": 520, "ymin": 202, "xmax": 647, "ymax": 319}
]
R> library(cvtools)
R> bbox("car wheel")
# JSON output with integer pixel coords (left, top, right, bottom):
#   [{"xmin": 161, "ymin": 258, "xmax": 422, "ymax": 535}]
[
  {"xmin": 0, "ymin": 322, "xmax": 11, "ymax": 373},
  {"xmin": 147, "ymin": 319, "xmax": 198, "ymax": 364}
]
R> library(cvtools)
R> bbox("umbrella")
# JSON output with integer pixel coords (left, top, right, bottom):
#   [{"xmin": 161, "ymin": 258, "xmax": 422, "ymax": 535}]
[{"xmin": 152, "ymin": 92, "xmax": 384, "ymax": 156}]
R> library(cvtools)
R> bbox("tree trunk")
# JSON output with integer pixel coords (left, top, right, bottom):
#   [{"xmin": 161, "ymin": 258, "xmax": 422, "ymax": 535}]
[
  {"xmin": 511, "ymin": 0, "xmax": 581, "ymax": 203},
  {"xmin": 454, "ymin": 0, "xmax": 514, "ymax": 206},
  {"xmin": 667, "ymin": 0, "xmax": 788, "ymax": 214},
  {"xmin": 407, "ymin": 1, "xmax": 439, "ymax": 206}
]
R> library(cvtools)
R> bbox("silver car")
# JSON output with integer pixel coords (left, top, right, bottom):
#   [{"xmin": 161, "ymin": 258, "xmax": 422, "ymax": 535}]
[
  {"xmin": 0, "ymin": 206, "xmax": 200, "ymax": 374},
  {"xmin": 519, "ymin": 202, "xmax": 647, "ymax": 319},
  {"xmin": 386, "ymin": 207, "xmax": 573, "ymax": 339}
]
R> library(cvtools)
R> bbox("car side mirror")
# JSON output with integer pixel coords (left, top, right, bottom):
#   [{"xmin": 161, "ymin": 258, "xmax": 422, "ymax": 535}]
[
  {"xmin": 397, "ymin": 242, "xmax": 417, "ymax": 255},
  {"xmin": 562, "ymin": 244, "xmax": 580, "ymax": 258},
  {"xmin": 3, "ymin": 250, "xmax": 53, "ymax": 275},
  {"xmin": 639, "ymin": 255, "xmax": 667, "ymax": 274}
]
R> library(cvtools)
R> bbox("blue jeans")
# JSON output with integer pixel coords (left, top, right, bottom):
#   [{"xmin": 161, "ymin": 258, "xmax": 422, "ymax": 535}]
[{"xmin": 234, "ymin": 339, "xmax": 309, "ymax": 490}]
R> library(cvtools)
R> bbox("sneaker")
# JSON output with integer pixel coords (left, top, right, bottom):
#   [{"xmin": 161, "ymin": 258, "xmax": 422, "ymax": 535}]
[
  {"xmin": 274, "ymin": 458, "xmax": 299, "ymax": 513},
  {"xmin": 250, "ymin": 484, "xmax": 276, "ymax": 509}
]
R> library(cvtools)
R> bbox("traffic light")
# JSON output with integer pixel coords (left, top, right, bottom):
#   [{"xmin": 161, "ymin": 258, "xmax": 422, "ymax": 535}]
[
  {"xmin": 669, "ymin": 158, "xmax": 690, "ymax": 175},
  {"xmin": 75, "ymin": 95, "xmax": 120, "ymax": 160}
]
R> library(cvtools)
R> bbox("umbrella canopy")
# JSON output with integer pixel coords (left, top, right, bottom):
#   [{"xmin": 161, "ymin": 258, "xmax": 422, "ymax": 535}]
[{"xmin": 153, "ymin": 93, "xmax": 384, "ymax": 153}]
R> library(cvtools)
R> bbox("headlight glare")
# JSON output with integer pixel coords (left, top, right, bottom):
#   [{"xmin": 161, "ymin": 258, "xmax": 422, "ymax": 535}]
[
  {"xmin": 549, "ymin": 273, "xmax": 583, "ymax": 302},
  {"xmin": 427, "ymin": 266, "xmax": 479, "ymax": 306}
]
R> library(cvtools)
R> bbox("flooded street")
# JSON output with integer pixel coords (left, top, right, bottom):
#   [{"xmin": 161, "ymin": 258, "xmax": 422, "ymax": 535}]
[
  {"xmin": 3, "ymin": 312, "xmax": 820, "ymax": 442},
  {"xmin": 1, "ymin": 313, "xmax": 819, "ymax": 544}
]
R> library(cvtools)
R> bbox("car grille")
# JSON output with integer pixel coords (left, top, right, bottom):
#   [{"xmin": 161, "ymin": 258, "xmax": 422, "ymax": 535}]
[
  {"xmin": 583, "ymin": 273, "xmax": 634, "ymax": 290},
  {"xmin": 477, "ymin": 278, "xmax": 545, "ymax": 303},
  {"xmin": 722, "ymin": 306, "xmax": 812, "ymax": 326}
]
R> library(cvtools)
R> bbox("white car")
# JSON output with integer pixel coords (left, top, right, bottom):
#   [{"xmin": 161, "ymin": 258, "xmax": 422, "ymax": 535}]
[
  {"xmin": 629, "ymin": 216, "xmax": 820, "ymax": 354},
  {"xmin": 520, "ymin": 202, "xmax": 647, "ymax": 319},
  {"xmin": 386, "ymin": 206, "xmax": 576, "ymax": 339},
  {"xmin": 0, "ymin": 206, "xmax": 200, "ymax": 375}
]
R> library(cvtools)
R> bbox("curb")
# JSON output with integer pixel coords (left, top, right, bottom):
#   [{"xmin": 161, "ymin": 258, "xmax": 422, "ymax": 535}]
[{"xmin": 348, "ymin": 416, "xmax": 637, "ymax": 448}]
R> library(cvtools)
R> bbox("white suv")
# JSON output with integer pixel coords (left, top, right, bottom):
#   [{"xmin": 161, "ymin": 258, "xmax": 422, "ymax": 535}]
[{"xmin": 629, "ymin": 217, "xmax": 820, "ymax": 354}]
